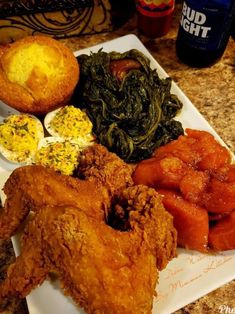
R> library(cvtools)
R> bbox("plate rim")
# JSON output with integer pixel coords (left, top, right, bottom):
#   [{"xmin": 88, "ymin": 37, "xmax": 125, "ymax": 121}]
[{"xmin": 0, "ymin": 33, "xmax": 234, "ymax": 314}]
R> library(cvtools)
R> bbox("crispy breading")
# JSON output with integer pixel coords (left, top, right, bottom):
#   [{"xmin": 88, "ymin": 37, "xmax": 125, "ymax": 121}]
[
  {"xmin": 0, "ymin": 145, "xmax": 177, "ymax": 313},
  {"xmin": 0, "ymin": 186, "xmax": 176, "ymax": 313},
  {"xmin": 77, "ymin": 144, "xmax": 133, "ymax": 195}
]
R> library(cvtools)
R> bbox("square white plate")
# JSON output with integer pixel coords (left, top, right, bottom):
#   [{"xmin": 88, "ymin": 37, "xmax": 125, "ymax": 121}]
[{"xmin": 0, "ymin": 34, "xmax": 234, "ymax": 314}]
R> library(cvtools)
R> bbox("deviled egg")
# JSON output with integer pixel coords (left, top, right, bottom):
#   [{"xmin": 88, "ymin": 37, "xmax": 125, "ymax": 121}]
[
  {"xmin": 44, "ymin": 105, "xmax": 94, "ymax": 144},
  {"xmin": 35, "ymin": 137, "xmax": 85, "ymax": 176},
  {"xmin": 0, "ymin": 114, "xmax": 44, "ymax": 164}
]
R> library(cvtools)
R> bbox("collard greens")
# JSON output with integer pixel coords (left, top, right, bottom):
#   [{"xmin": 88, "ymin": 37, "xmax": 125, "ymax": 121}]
[{"xmin": 74, "ymin": 49, "xmax": 184, "ymax": 162}]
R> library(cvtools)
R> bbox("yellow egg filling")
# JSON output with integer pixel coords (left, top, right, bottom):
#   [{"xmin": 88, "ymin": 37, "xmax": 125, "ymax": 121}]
[
  {"xmin": 0, "ymin": 115, "xmax": 41, "ymax": 161},
  {"xmin": 50, "ymin": 105, "xmax": 93, "ymax": 139},
  {"xmin": 35, "ymin": 141, "xmax": 80, "ymax": 175}
]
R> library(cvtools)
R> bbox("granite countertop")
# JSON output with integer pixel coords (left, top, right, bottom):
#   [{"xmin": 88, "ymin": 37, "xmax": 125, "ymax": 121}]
[{"xmin": 0, "ymin": 3, "xmax": 235, "ymax": 314}]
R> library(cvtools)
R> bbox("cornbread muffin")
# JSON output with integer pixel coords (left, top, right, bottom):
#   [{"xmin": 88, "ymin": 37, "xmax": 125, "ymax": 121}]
[{"xmin": 0, "ymin": 36, "xmax": 79, "ymax": 115}]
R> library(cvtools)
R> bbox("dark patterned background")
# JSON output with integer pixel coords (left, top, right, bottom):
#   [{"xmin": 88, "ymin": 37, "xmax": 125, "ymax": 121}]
[{"xmin": 0, "ymin": 0, "xmax": 93, "ymax": 17}]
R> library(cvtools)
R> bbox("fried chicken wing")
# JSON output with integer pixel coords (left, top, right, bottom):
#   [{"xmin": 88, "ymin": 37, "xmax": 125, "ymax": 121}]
[
  {"xmin": 0, "ymin": 186, "xmax": 176, "ymax": 314},
  {"xmin": 0, "ymin": 144, "xmax": 132, "ymax": 240},
  {"xmin": 0, "ymin": 144, "xmax": 177, "ymax": 313},
  {"xmin": 0, "ymin": 165, "xmax": 109, "ymax": 239}
]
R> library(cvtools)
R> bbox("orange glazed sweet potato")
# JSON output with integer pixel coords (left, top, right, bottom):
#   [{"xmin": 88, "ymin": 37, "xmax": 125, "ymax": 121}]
[
  {"xmin": 153, "ymin": 134, "xmax": 199, "ymax": 166},
  {"xmin": 153, "ymin": 128, "xmax": 231, "ymax": 170},
  {"xmin": 179, "ymin": 169, "xmax": 210, "ymax": 204},
  {"xmin": 158, "ymin": 189, "xmax": 209, "ymax": 252},
  {"xmin": 212, "ymin": 165, "xmax": 235, "ymax": 183},
  {"xmin": 110, "ymin": 59, "xmax": 141, "ymax": 81},
  {"xmin": 133, "ymin": 156, "xmax": 188, "ymax": 189},
  {"xmin": 133, "ymin": 128, "xmax": 235, "ymax": 251},
  {"xmin": 185, "ymin": 129, "xmax": 231, "ymax": 170},
  {"xmin": 202, "ymin": 178, "xmax": 235, "ymax": 214},
  {"xmin": 209, "ymin": 211, "xmax": 235, "ymax": 251},
  {"xmin": 226, "ymin": 165, "xmax": 235, "ymax": 182}
]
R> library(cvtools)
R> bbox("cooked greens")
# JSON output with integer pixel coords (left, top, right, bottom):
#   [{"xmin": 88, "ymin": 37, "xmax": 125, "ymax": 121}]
[{"xmin": 74, "ymin": 49, "xmax": 184, "ymax": 162}]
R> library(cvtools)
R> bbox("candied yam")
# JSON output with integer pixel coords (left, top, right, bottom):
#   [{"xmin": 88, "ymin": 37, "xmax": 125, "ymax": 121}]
[
  {"xmin": 185, "ymin": 128, "xmax": 231, "ymax": 170},
  {"xmin": 198, "ymin": 150, "xmax": 231, "ymax": 171},
  {"xmin": 209, "ymin": 211, "xmax": 235, "ymax": 251},
  {"xmin": 157, "ymin": 157, "xmax": 188, "ymax": 189},
  {"xmin": 209, "ymin": 212, "xmax": 231, "ymax": 221},
  {"xmin": 132, "ymin": 158, "xmax": 159, "ymax": 187},
  {"xmin": 186, "ymin": 128, "xmax": 213, "ymax": 140},
  {"xmin": 153, "ymin": 129, "xmax": 231, "ymax": 171},
  {"xmin": 227, "ymin": 165, "xmax": 235, "ymax": 182},
  {"xmin": 159, "ymin": 189, "xmax": 209, "ymax": 252},
  {"xmin": 212, "ymin": 165, "xmax": 235, "ymax": 183},
  {"xmin": 133, "ymin": 156, "xmax": 188, "ymax": 189},
  {"xmin": 110, "ymin": 59, "xmax": 141, "ymax": 81},
  {"xmin": 135, "ymin": 128, "xmax": 235, "ymax": 253},
  {"xmin": 153, "ymin": 135, "xmax": 199, "ymax": 166},
  {"xmin": 180, "ymin": 170, "xmax": 210, "ymax": 203},
  {"xmin": 203, "ymin": 178, "xmax": 235, "ymax": 214}
]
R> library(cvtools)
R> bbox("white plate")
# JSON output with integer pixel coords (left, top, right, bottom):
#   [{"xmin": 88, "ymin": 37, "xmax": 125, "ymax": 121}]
[{"xmin": 0, "ymin": 34, "xmax": 234, "ymax": 314}]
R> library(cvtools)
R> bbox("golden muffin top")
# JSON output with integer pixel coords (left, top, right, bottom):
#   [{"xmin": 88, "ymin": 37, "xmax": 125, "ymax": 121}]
[{"xmin": 0, "ymin": 36, "xmax": 79, "ymax": 115}]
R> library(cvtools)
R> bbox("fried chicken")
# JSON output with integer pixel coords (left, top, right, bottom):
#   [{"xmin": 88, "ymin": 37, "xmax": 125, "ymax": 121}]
[
  {"xmin": 0, "ymin": 144, "xmax": 132, "ymax": 240},
  {"xmin": 76, "ymin": 144, "xmax": 134, "ymax": 196},
  {"xmin": 0, "ymin": 164, "xmax": 109, "ymax": 239},
  {"xmin": 0, "ymin": 185, "xmax": 176, "ymax": 314},
  {"xmin": 0, "ymin": 144, "xmax": 177, "ymax": 313}
]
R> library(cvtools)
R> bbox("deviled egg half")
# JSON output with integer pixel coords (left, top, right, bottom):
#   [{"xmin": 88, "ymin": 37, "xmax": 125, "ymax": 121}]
[
  {"xmin": 35, "ymin": 137, "xmax": 87, "ymax": 176},
  {"xmin": 44, "ymin": 105, "xmax": 94, "ymax": 144},
  {"xmin": 0, "ymin": 114, "xmax": 44, "ymax": 164}
]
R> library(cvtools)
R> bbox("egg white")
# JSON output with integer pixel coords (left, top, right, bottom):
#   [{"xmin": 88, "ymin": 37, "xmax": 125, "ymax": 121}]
[
  {"xmin": 0, "ymin": 114, "xmax": 44, "ymax": 165},
  {"xmin": 44, "ymin": 107, "xmax": 62, "ymax": 137},
  {"xmin": 37, "ymin": 136, "xmax": 92, "ymax": 150}
]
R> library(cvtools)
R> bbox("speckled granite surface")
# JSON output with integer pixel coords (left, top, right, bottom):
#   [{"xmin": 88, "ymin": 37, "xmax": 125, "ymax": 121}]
[{"xmin": 0, "ymin": 3, "xmax": 235, "ymax": 314}]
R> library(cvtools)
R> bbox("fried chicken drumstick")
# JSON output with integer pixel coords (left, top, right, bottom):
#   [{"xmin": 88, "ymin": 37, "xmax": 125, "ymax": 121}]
[{"xmin": 0, "ymin": 145, "xmax": 177, "ymax": 314}]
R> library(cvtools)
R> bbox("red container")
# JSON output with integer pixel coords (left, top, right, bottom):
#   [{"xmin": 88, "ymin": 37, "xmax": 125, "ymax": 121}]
[{"xmin": 136, "ymin": 0, "xmax": 175, "ymax": 38}]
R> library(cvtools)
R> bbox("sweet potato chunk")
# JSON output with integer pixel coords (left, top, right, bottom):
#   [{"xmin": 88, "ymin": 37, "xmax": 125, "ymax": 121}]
[
  {"xmin": 159, "ymin": 189, "xmax": 209, "ymax": 252},
  {"xmin": 133, "ymin": 156, "xmax": 187, "ymax": 189},
  {"xmin": 212, "ymin": 165, "xmax": 235, "ymax": 183},
  {"xmin": 185, "ymin": 129, "xmax": 231, "ymax": 170},
  {"xmin": 132, "ymin": 158, "xmax": 159, "ymax": 187},
  {"xmin": 209, "ymin": 211, "xmax": 235, "ymax": 251},
  {"xmin": 226, "ymin": 165, "xmax": 235, "ymax": 182},
  {"xmin": 180, "ymin": 169, "xmax": 210, "ymax": 203},
  {"xmin": 153, "ymin": 129, "xmax": 231, "ymax": 171},
  {"xmin": 110, "ymin": 59, "xmax": 141, "ymax": 81},
  {"xmin": 203, "ymin": 178, "xmax": 235, "ymax": 214},
  {"xmin": 138, "ymin": 129, "xmax": 235, "ymax": 251},
  {"xmin": 153, "ymin": 134, "xmax": 199, "ymax": 166},
  {"xmin": 209, "ymin": 212, "xmax": 231, "ymax": 221}
]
